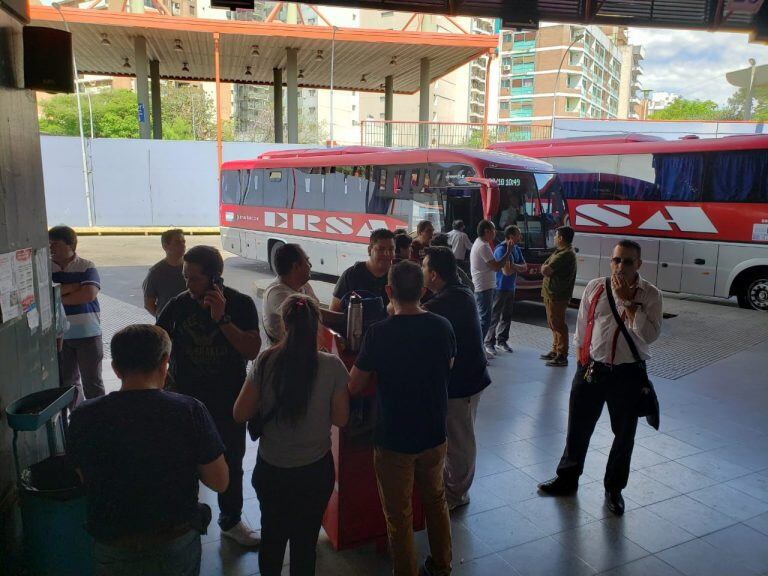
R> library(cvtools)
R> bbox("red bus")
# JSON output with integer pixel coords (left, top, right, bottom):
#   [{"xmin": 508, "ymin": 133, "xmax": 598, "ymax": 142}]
[
  {"xmin": 219, "ymin": 146, "xmax": 566, "ymax": 299},
  {"xmin": 490, "ymin": 134, "xmax": 768, "ymax": 310}
]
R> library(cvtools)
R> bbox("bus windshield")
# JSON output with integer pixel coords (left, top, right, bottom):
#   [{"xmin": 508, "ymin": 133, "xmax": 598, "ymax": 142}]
[{"xmin": 485, "ymin": 168, "xmax": 563, "ymax": 250}]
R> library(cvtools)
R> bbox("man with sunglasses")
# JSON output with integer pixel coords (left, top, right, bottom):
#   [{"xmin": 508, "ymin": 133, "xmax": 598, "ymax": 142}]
[{"xmin": 538, "ymin": 239, "xmax": 662, "ymax": 516}]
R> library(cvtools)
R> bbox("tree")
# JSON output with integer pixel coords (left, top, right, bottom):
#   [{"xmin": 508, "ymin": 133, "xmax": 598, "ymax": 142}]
[
  {"xmin": 648, "ymin": 98, "xmax": 722, "ymax": 121},
  {"xmin": 38, "ymin": 89, "xmax": 139, "ymax": 138},
  {"xmin": 722, "ymin": 86, "xmax": 768, "ymax": 121},
  {"xmin": 38, "ymin": 83, "xmax": 222, "ymax": 140},
  {"xmin": 233, "ymin": 105, "xmax": 328, "ymax": 145}
]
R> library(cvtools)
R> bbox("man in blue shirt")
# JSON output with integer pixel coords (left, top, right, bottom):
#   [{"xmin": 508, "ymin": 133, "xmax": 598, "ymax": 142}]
[{"xmin": 485, "ymin": 226, "xmax": 527, "ymax": 353}]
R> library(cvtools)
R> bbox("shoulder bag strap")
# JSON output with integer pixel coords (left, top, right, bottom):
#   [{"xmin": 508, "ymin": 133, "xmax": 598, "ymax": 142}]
[{"xmin": 604, "ymin": 277, "xmax": 643, "ymax": 364}]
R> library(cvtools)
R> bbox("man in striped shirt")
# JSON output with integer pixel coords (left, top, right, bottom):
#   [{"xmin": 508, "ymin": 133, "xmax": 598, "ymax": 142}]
[{"xmin": 50, "ymin": 226, "xmax": 104, "ymax": 400}]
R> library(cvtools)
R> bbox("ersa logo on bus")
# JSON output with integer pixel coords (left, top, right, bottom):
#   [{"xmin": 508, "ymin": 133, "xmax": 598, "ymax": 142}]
[
  {"xmin": 226, "ymin": 209, "xmax": 398, "ymax": 238},
  {"xmin": 573, "ymin": 204, "xmax": 718, "ymax": 233}
]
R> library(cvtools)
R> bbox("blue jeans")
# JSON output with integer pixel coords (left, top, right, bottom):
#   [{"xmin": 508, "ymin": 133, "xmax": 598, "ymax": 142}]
[
  {"xmin": 474, "ymin": 289, "xmax": 495, "ymax": 341},
  {"xmin": 93, "ymin": 529, "xmax": 201, "ymax": 576}
]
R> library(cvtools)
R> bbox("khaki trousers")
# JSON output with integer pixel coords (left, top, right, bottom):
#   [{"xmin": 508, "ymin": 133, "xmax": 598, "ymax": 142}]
[
  {"xmin": 374, "ymin": 443, "xmax": 452, "ymax": 576},
  {"xmin": 545, "ymin": 299, "xmax": 570, "ymax": 356}
]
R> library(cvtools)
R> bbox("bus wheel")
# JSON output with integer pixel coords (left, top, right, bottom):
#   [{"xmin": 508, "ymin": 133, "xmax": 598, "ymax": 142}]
[
  {"xmin": 268, "ymin": 241, "xmax": 284, "ymax": 274},
  {"xmin": 737, "ymin": 269, "xmax": 768, "ymax": 311}
]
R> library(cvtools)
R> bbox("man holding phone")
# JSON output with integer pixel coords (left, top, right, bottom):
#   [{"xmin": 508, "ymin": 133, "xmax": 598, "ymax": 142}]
[{"xmin": 157, "ymin": 245, "xmax": 262, "ymax": 547}]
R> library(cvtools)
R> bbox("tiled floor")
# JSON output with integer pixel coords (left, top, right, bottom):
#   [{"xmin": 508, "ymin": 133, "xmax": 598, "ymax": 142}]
[{"xmin": 196, "ymin": 338, "xmax": 768, "ymax": 576}]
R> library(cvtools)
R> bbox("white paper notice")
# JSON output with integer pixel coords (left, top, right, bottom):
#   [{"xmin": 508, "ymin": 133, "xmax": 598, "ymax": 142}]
[
  {"xmin": 0, "ymin": 252, "xmax": 21, "ymax": 323},
  {"xmin": 27, "ymin": 308, "xmax": 40, "ymax": 332},
  {"xmin": 35, "ymin": 248, "xmax": 53, "ymax": 331},
  {"xmin": 14, "ymin": 248, "xmax": 37, "ymax": 319}
]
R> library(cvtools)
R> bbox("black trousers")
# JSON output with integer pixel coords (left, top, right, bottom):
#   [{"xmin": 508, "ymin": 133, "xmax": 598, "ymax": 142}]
[
  {"xmin": 214, "ymin": 416, "xmax": 246, "ymax": 531},
  {"xmin": 557, "ymin": 362, "xmax": 644, "ymax": 491},
  {"xmin": 253, "ymin": 452, "xmax": 335, "ymax": 576}
]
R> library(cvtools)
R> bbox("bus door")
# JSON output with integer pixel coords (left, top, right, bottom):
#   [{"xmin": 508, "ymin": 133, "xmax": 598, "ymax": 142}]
[
  {"xmin": 681, "ymin": 242, "xmax": 718, "ymax": 295},
  {"xmin": 657, "ymin": 240, "xmax": 684, "ymax": 293},
  {"xmin": 444, "ymin": 186, "xmax": 483, "ymax": 239},
  {"xmin": 484, "ymin": 168, "xmax": 549, "ymax": 258}
]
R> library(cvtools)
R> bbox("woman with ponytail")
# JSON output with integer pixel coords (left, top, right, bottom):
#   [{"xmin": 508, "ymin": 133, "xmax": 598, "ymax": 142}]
[{"xmin": 234, "ymin": 294, "xmax": 349, "ymax": 576}]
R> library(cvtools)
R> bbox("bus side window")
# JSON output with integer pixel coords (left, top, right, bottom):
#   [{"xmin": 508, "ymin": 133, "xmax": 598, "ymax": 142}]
[
  {"xmin": 653, "ymin": 153, "xmax": 704, "ymax": 201},
  {"xmin": 242, "ymin": 169, "xmax": 263, "ymax": 206},
  {"xmin": 367, "ymin": 167, "xmax": 391, "ymax": 214},
  {"xmin": 326, "ymin": 166, "xmax": 366, "ymax": 213},
  {"xmin": 708, "ymin": 150, "xmax": 768, "ymax": 203},
  {"xmin": 221, "ymin": 169, "xmax": 242, "ymax": 205},
  {"xmin": 263, "ymin": 168, "xmax": 290, "ymax": 208},
  {"xmin": 294, "ymin": 167, "xmax": 325, "ymax": 210}
]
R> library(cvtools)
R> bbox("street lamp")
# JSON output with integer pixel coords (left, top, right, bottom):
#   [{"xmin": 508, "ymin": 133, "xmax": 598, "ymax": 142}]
[
  {"xmin": 550, "ymin": 29, "xmax": 585, "ymax": 138},
  {"xmin": 746, "ymin": 58, "xmax": 757, "ymax": 121}
]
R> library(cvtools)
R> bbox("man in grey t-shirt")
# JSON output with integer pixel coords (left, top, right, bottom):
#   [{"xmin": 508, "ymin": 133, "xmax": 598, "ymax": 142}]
[{"xmin": 143, "ymin": 229, "xmax": 187, "ymax": 318}]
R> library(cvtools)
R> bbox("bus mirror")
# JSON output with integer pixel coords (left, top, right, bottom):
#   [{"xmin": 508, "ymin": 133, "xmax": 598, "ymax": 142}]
[{"xmin": 466, "ymin": 177, "xmax": 500, "ymax": 220}]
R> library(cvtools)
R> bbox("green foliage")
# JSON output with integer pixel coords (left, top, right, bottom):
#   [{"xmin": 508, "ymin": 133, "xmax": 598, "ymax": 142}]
[
  {"xmin": 648, "ymin": 98, "xmax": 722, "ymax": 121},
  {"xmin": 38, "ymin": 83, "xmax": 319, "ymax": 143},
  {"xmin": 722, "ymin": 86, "xmax": 768, "ymax": 121},
  {"xmin": 38, "ymin": 83, "xmax": 225, "ymax": 140}
]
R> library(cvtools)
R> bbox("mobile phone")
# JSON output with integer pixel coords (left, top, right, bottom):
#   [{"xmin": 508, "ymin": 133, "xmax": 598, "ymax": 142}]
[{"xmin": 210, "ymin": 275, "xmax": 223, "ymax": 289}]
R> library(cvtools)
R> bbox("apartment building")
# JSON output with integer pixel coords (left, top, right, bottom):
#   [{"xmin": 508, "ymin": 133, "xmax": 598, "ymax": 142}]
[{"xmin": 498, "ymin": 23, "xmax": 643, "ymax": 129}]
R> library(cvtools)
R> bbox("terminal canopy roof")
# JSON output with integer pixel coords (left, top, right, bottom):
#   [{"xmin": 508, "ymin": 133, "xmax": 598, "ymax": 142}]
[
  {"xmin": 287, "ymin": 0, "xmax": 761, "ymax": 32},
  {"xmin": 29, "ymin": 6, "xmax": 497, "ymax": 93}
]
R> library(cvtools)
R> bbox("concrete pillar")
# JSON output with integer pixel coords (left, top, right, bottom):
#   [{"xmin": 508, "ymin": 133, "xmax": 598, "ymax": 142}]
[
  {"xmin": 273, "ymin": 67, "xmax": 283, "ymax": 143},
  {"xmin": 384, "ymin": 74, "xmax": 394, "ymax": 147},
  {"xmin": 286, "ymin": 48, "xmax": 299, "ymax": 144},
  {"xmin": 418, "ymin": 57, "xmax": 431, "ymax": 148},
  {"xmin": 134, "ymin": 36, "xmax": 151, "ymax": 139},
  {"xmin": 150, "ymin": 59, "xmax": 162, "ymax": 140}
]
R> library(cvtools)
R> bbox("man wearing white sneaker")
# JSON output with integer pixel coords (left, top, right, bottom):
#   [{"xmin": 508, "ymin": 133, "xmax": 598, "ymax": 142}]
[
  {"xmin": 158, "ymin": 246, "xmax": 262, "ymax": 547},
  {"xmin": 470, "ymin": 220, "xmax": 513, "ymax": 360},
  {"xmin": 485, "ymin": 226, "xmax": 526, "ymax": 354}
]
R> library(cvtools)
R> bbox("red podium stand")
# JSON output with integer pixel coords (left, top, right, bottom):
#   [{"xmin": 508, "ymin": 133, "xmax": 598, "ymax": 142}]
[{"xmin": 319, "ymin": 328, "xmax": 426, "ymax": 551}]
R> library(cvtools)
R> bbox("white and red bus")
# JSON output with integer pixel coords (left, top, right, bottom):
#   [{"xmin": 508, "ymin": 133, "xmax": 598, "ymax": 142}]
[
  {"xmin": 219, "ymin": 146, "xmax": 566, "ymax": 300},
  {"xmin": 490, "ymin": 134, "xmax": 768, "ymax": 310}
]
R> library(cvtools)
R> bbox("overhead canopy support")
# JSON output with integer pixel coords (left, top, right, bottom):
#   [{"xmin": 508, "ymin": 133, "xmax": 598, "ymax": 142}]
[
  {"xmin": 273, "ymin": 67, "xmax": 283, "ymax": 144},
  {"xmin": 134, "ymin": 36, "xmax": 151, "ymax": 139},
  {"xmin": 286, "ymin": 47, "xmax": 298, "ymax": 144},
  {"xmin": 150, "ymin": 59, "xmax": 162, "ymax": 140},
  {"xmin": 419, "ymin": 57, "xmax": 430, "ymax": 148},
  {"xmin": 384, "ymin": 75, "xmax": 394, "ymax": 147}
]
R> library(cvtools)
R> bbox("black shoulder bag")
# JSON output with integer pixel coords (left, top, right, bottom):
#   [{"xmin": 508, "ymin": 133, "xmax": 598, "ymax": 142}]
[
  {"xmin": 247, "ymin": 356, "xmax": 278, "ymax": 441},
  {"xmin": 604, "ymin": 278, "xmax": 660, "ymax": 431}
]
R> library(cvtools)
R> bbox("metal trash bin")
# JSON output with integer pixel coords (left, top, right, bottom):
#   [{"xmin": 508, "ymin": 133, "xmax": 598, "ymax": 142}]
[{"xmin": 5, "ymin": 386, "xmax": 93, "ymax": 576}]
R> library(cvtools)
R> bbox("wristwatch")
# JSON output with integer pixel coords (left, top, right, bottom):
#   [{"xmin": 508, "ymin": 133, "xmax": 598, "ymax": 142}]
[
  {"xmin": 622, "ymin": 300, "xmax": 641, "ymax": 308},
  {"xmin": 217, "ymin": 314, "xmax": 232, "ymax": 326}
]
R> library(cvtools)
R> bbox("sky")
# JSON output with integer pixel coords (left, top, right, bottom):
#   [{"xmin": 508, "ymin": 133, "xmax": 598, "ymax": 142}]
[{"xmin": 628, "ymin": 27, "xmax": 768, "ymax": 105}]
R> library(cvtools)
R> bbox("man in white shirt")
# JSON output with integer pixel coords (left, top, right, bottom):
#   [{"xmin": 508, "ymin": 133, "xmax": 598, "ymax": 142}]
[
  {"xmin": 469, "ymin": 220, "xmax": 512, "ymax": 359},
  {"xmin": 262, "ymin": 244, "xmax": 319, "ymax": 344},
  {"xmin": 446, "ymin": 220, "xmax": 473, "ymax": 268},
  {"xmin": 538, "ymin": 239, "xmax": 662, "ymax": 516}
]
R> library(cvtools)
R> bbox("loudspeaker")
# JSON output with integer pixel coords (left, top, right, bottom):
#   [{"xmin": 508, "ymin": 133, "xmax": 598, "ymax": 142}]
[{"xmin": 23, "ymin": 26, "xmax": 75, "ymax": 93}]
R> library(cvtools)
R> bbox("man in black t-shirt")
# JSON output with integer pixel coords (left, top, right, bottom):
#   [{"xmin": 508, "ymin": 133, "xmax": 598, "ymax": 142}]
[
  {"xmin": 330, "ymin": 228, "xmax": 395, "ymax": 312},
  {"xmin": 68, "ymin": 325, "xmax": 228, "ymax": 576},
  {"xmin": 157, "ymin": 246, "xmax": 262, "ymax": 547},
  {"xmin": 350, "ymin": 261, "xmax": 455, "ymax": 576},
  {"xmin": 422, "ymin": 247, "xmax": 491, "ymax": 511}
]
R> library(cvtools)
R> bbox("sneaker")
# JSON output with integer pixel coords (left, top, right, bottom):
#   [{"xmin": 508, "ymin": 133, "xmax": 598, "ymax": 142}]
[
  {"xmin": 484, "ymin": 345, "xmax": 496, "ymax": 358},
  {"xmin": 539, "ymin": 351, "xmax": 557, "ymax": 360},
  {"xmin": 221, "ymin": 521, "xmax": 261, "ymax": 547},
  {"xmin": 495, "ymin": 342, "xmax": 513, "ymax": 353},
  {"xmin": 546, "ymin": 356, "xmax": 569, "ymax": 367}
]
